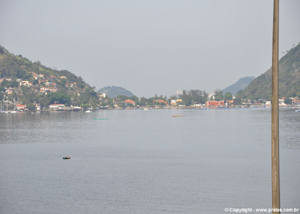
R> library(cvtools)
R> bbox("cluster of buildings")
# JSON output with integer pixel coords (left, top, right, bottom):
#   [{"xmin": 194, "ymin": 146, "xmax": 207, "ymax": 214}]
[
  {"xmin": 0, "ymin": 72, "xmax": 78, "ymax": 97},
  {"xmin": 0, "ymin": 72, "xmax": 83, "ymax": 112},
  {"xmin": 99, "ymin": 95, "xmax": 300, "ymax": 110},
  {"xmin": 2, "ymin": 74, "xmax": 300, "ymax": 111}
]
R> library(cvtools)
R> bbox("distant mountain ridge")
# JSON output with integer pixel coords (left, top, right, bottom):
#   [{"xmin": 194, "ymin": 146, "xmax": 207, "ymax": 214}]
[
  {"xmin": 97, "ymin": 86, "xmax": 133, "ymax": 98},
  {"xmin": 237, "ymin": 42, "xmax": 300, "ymax": 99},
  {"xmin": 222, "ymin": 76, "xmax": 255, "ymax": 95}
]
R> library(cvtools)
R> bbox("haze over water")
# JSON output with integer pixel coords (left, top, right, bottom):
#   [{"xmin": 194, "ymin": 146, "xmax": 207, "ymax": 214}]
[{"xmin": 0, "ymin": 109, "xmax": 299, "ymax": 214}]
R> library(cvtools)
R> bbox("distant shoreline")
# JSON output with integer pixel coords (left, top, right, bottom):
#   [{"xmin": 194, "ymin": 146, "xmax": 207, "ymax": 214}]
[{"xmin": 1, "ymin": 105, "xmax": 297, "ymax": 114}]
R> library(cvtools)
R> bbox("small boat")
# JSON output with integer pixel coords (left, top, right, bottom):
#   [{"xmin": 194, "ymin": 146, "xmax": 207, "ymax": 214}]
[
  {"xmin": 63, "ymin": 156, "xmax": 71, "ymax": 159},
  {"xmin": 172, "ymin": 115, "xmax": 184, "ymax": 117},
  {"xmin": 295, "ymin": 109, "xmax": 300, "ymax": 112},
  {"xmin": 85, "ymin": 110, "xmax": 91, "ymax": 113}
]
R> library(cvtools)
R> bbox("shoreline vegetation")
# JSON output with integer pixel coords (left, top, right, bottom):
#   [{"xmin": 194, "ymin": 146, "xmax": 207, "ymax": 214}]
[
  {"xmin": 0, "ymin": 104, "xmax": 298, "ymax": 114},
  {"xmin": 1, "ymin": 43, "xmax": 300, "ymax": 114}
]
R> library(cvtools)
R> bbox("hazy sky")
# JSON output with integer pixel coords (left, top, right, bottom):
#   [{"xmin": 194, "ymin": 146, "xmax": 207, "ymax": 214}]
[{"xmin": 1, "ymin": 0, "xmax": 300, "ymax": 97}]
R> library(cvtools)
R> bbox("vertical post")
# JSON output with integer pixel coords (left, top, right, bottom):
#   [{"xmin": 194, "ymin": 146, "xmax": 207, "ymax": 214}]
[{"xmin": 272, "ymin": 0, "xmax": 280, "ymax": 213}]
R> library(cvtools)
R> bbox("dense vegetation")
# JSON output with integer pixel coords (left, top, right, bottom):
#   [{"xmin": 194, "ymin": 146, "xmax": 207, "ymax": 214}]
[
  {"xmin": 0, "ymin": 45, "xmax": 99, "ymax": 109},
  {"xmin": 97, "ymin": 86, "xmax": 134, "ymax": 98},
  {"xmin": 179, "ymin": 90, "xmax": 208, "ymax": 105},
  {"xmin": 237, "ymin": 43, "xmax": 300, "ymax": 100}
]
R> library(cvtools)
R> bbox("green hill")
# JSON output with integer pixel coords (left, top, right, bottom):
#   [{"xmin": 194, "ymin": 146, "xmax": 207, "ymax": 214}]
[
  {"xmin": 237, "ymin": 42, "xmax": 300, "ymax": 100},
  {"xmin": 97, "ymin": 86, "xmax": 133, "ymax": 98},
  {"xmin": 0, "ymin": 45, "xmax": 99, "ymax": 109},
  {"xmin": 223, "ymin": 76, "xmax": 255, "ymax": 95}
]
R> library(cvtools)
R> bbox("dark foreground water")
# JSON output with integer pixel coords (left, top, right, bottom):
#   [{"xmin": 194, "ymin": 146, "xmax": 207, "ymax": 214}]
[{"xmin": 0, "ymin": 109, "xmax": 299, "ymax": 214}]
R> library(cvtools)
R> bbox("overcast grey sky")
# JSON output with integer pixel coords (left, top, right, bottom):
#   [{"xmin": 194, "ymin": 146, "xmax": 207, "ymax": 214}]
[{"xmin": 1, "ymin": 0, "xmax": 300, "ymax": 97}]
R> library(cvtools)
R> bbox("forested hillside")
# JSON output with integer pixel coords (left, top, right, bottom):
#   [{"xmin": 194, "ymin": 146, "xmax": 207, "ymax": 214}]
[
  {"xmin": 0, "ymin": 45, "xmax": 99, "ymax": 109},
  {"xmin": 237, "ymin": 43, "xmax": 300, "ymax": 99}
]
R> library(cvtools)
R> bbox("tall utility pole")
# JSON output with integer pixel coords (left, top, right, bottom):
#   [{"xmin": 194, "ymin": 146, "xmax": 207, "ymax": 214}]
[{"xmin": 271, "ymin": 0, "xmax": 280, "ymax": 213}]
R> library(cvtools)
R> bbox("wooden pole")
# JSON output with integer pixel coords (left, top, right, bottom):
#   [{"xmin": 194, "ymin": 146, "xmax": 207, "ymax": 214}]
[{"xmin": 271, "ymin": 0, "xmax": 280, "ymax": 213}]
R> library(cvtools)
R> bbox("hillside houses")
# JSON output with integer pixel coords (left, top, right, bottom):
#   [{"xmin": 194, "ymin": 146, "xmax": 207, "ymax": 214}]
[{"xmin": 20, "ymin": 81, "xmax": 32, "ymax": 87}]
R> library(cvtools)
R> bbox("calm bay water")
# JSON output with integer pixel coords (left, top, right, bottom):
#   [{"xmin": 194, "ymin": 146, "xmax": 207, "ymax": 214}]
[{"xmin": 0, "ymin": 109, "xmax": 299, "ymax": 213}]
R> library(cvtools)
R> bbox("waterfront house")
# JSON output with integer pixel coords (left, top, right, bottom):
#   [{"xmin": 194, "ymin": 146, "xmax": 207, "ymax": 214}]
[
  {"xmin": 125, "ymin": 99, "xmax": 135, "ymax": 105},
  {"xmin": 49, "ymin": 104, "xmax": 65, "ymax": 111},
  {"xmin": 265, "ymin": 101, "xmax": 271, "ymax": 106},
  {"xmin": 16, "ymin": 104, "xmax": 26, "ymax": 111},
  {"xmin": 170, "ymin": 100, "xmax": 177, "ymax": 105},
  {"xmin": 153, "ymin": 100, "xmax": 168, "ymax": 105},
  {"xmin": 292, "ymin": 98, "xmax": 300, "ymax": 106},
  {"xmin": 279, "ymin": 98, "xmax": 287, "ymax": 106},
  {"xmin": 205, "ymin": 100, "xmax": 225, "ymax": 107},
  {"xmin": 35, "ymin": 103, "xmax": 41, "ymax": 111}
]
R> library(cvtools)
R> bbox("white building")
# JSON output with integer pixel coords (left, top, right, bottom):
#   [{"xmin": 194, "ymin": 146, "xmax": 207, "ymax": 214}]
[
  {"xmin": 49, "ymin": 104, "xmax": 65, "ymax": 111},
  {"xmin": 175, "ymin": 90, "xmax": 183, "ymax": 97}
]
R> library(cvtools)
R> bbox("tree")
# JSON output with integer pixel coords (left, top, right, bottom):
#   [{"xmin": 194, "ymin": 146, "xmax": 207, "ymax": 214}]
[
  {"xmin": 116, "ymin": 95, "xmax": 129, "ymax": 101},
  {"xmin": 16, "ymin": 69, "xmax": 32, "ymax": 80},
  {"xmin": 46, "ymin": 92, "xmax": 71, "ymax": 105},
  {"xmin": 139, "ymin": 97, "xmax": 147, "ymax": 106},
  {"xmin": 224, "ymin": 92, "xmax": 233, "ymax": 100},
  {"xmin": 233, "ymin": 97, "xmax": 242, "ymax": 105},
  {"xmin": 178, "ymin": 89, "xmax": 208, "ymax": 106},
  {"xmin": 1, "ymin": 80, "xmax": 19, "ymax": 88},
  {"xmin": 214, "ymin": 89, "xmax": 223, "ymax": 101},
  {"xmin": 284, "ymin": 98, "xmax": 292, "ymax": 105},
  {"xmin": 26, "ymin": 103, "xmax": 35, "ymax": 111},
  {"xmin": 33, "ymin": 79, "xmax": 39, "ymax": 85}
]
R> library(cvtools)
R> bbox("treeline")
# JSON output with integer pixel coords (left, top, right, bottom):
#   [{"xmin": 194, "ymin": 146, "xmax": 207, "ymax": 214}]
[
  {"xmin": 179, "ymin": 90, "xmax": 208, "ymax": 106},
  {"xmin": 101, "ymin": 89, "xmax": 213, "ymax": 108}
]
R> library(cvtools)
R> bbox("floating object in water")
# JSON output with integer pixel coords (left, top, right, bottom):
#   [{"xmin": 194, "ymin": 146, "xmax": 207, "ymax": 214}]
[
  {"xmin": 93, "ymin": 118, "xmax": 108, "ymax": 120},
  {"xmin": 85, "ymin": 110, "xmax": 92, "ymax": 113},
  {"xmin": 172, "ymin": 115, "xmax": 184, "ymax": 117},
  {"xmin": 63, "ymin": 156, "xmax": 71, "ymax": 159}
]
